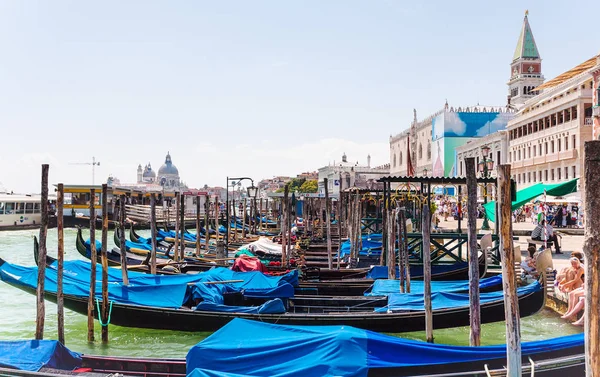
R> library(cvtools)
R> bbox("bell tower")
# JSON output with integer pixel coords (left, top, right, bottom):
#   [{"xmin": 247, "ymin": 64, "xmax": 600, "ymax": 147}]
[{"xmin": 507, "ymin": 11, "xmax": 544, "ymax": 108}]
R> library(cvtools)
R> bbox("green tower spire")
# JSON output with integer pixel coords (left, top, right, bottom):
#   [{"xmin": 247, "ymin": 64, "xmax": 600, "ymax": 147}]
[{"xmin": 512, "ymin": 10, "xmax": 540, "ymax": 62}]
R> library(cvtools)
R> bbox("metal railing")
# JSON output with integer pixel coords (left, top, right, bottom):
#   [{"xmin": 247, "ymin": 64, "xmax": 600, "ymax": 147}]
[{"xmin": 584, "ymin": 117, "xmax": 593, "ymax": 126}]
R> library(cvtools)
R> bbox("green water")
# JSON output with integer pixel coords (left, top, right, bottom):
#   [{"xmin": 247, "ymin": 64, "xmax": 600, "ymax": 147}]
[{"xmin": 0, "ymin": 228, "xmax": 582, "ymax": 358}]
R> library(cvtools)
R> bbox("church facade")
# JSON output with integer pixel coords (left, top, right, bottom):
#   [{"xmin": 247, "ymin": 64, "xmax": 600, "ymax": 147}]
[{"xmin": 136, "ymin": 152, "xmax": 184, "ymax": 190}]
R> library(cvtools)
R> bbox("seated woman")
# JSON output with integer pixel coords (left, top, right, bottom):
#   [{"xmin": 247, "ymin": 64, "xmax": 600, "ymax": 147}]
[
  {"xmin": 562, "ymin": 295, "xmax": 585, "ymax": 326},
  {"xmin": 561, "ymin": 285, "xmax": 585, "ymax": 320},
  {"xmin": 558, "ymin": 258, "xmax": 584, "ymax": 293},
  {"xmin": 520, "ymin": 246, "xmax": 539, "ymax": 278}
]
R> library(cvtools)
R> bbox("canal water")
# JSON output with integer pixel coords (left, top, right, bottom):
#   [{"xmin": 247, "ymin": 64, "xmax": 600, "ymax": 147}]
[{"xmin": 0, "ymin": 228, "xmax": 582, "ymax": 358}]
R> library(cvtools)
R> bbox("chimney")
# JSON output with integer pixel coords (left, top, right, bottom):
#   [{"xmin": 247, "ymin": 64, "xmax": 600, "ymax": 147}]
[{"xmin": 367, "ymin": 154, "xmax": 371, "ymax": 168}]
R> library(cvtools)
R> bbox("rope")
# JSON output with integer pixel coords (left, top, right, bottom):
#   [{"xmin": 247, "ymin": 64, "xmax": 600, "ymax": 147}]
[{"xmin": 95, "ymin": 298, "xmax": 114, "ymax": 327}]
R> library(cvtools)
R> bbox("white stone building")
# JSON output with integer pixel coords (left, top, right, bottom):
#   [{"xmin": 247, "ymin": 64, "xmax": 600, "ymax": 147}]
[
  {"xmin": 389, "ymin": 109, "xmax": 437, "ymax": 177},
  {"xmin": 317, "ymin": 153, "xmax": 389, "ymax": 198},
  {"xmin": 507, "ymin": 55, "xmax": 599, "ymax": 189}
]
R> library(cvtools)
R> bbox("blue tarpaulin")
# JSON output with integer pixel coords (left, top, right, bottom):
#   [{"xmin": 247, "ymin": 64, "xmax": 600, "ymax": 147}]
[
  {"xmin": 186, "ymin": 318, "xmax": 584, "ymax": 377},
  {"xmin": 339, "ymin": 234, "xmax": 383, "ymax": 257},
  {"xmin": 375, "ymin": 281, "xmax": 541, "ymax": 312},
  {"xmin": 366, "ymin": 263, "xmax": 469, "ymax": 280},
  {"xmin": 366, "ymin": 275, "xmax": 502, "ymax": 296},
  {"xmin": 0, "ymin": 340, "xmax": 81, "ymax": 372},
  {"xmin": 195, "ymin": 299, "xmax": 286, "ymax": 314},
  {"xmin": 0, "ymin": 261, "xmax": 298, "ymax": 311}
]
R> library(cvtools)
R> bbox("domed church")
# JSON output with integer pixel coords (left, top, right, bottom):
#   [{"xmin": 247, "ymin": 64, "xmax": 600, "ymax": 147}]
[
  {"xmin": 136, "ymin": 152, "xmax": 182, "ymax": 190},
  {"xmin": 157, "ymin": 152, "xmax": 181, "ymax": 189}
]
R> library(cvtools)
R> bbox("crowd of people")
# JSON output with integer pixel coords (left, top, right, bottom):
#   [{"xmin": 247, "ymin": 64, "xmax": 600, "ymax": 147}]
[{"xmin": 514, "ymin": 202, "xmax": 581, "ymax": 228}]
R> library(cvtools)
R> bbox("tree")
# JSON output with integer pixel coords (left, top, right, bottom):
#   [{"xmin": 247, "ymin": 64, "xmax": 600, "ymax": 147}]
[{"xmin": 298, "ymin": 179, "xmax": 318, "ymax": 193}]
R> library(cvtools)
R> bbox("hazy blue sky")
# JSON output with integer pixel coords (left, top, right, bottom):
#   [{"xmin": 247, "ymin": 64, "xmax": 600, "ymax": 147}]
[{"xmin": 0, "ymin": 1, "xmax": 597, "ymax": 193}]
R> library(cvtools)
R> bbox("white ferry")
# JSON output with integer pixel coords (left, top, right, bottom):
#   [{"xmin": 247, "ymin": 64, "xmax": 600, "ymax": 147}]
[{"xmin": 0, "ymin": 193, "xmax": 43, "ymax": 229}]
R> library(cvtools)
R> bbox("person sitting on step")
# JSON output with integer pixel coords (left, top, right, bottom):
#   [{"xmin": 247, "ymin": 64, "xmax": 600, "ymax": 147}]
[
  {"xmin": 558, "ymin": 258, "xmax": 584, "ymax": 293},
  {"xmin": 530, "ymin": 220, "xmax": 562, "ymax": 254}
]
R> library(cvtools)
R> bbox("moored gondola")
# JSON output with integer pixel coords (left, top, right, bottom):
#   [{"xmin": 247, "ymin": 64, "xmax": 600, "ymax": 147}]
[{"xmin": 0, "ymin": 256, "xmax": 546, "ymax": 333}]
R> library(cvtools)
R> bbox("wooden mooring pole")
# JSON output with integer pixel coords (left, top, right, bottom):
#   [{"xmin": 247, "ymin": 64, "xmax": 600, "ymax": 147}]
[
  {"xmin": 465, "ymin": 157, "xmax": 481, "ymax": 346},
  {"xmin": 180, "ymin": 193, "xmax": 185, "ymax": 261},
  {"xmin": 387, "ymin": 206, "xmax": 396, "ymax": 280},
  {"xmin": 204, "ymin": 195, "xmax": 210, "ymax": 251},
  {"xmin": 400, "ymin": 209, "xmax": 411, "ymax": 292},
  {"xmin": 422, "ymin": 188, "xmax": 433, "ymax": 343},
  {"xmin": 35, "ymin": 164, "xmax": 49, "ymax": 340},
  {"xmin": 56, "ymin": 183, "xmax": 65, "ymax": 344},
  {"xmin": 498, "ymin": 164, "xmax": 521, "ymax": 376},
  {"xmin": 119, "ymin": 195, "xmax": 129, "ymax": 285},
  {"xmin": 214, "ymin": 196, "xmax": 220, "ymax": 241},
  {"xmin": 282, "ymin": 185, "xmax": 289, "ymax": 265},
  {"xmin": 174, "ymin": 192, "xmax": 180, "ymax": 262},
  {"xmin": 195, "ymin": 195, "xmax": 201, "ymax": 257},
  {"xmin": 87, "ymin": 189, "xmax": 97, "ymax": 342},
  {"xmin": 242, "ymin": 198, "xmax": 248, "ymax": 238},
  {"xmin": 324, "ymin": 179, "xmax": 333, "ymax": 269},
  {"xmin": 583, "ymin": 141, "xmax": 600, "ymax": 377},
  {"xmin": 398, "ymin": 208, "xmax": 405, "ymax": 293},
  {"xmin": 150, "ymin": 194, "xmax": 158, "ymax": 274},
  {"xmin": 100, "ymin": 184, "xmax": 109, "ymax": 342}
]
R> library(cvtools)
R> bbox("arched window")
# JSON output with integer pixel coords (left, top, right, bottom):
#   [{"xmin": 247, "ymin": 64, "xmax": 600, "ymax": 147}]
[
  {"xmin": 393, "ymin": 154, "xmax": 397, "ymax": 167},
  {"xmin": 427, "ymin": 142, "xmax": 431, "ymax": 160},
  {"xmin": 399, "ymin": 152, "xmax": 403, "ymax": 166},
  {"xmin": 418, "ymin": 143, "xmax": 423, "ymax": 159}
]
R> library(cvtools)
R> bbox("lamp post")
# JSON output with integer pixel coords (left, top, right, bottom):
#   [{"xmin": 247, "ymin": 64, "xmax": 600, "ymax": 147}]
[
  {"xmin": 423, "ymin": 168, "xmax": 429, "ymax": 177},
  {"xmin": 478, "ymin": 145, "xmax": 493, "ymax": 231},
  {"xmin": 225, "ymin": 177, "xmax": 255, "ymax": 249}
]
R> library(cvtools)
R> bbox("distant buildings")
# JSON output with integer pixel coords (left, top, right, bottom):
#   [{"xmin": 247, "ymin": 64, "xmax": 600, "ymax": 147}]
[
  {"xmin": 389, "ymin": 105, "xmax": 513, "ymax": 179},
  {"xmin": 507, "ymin": 54, "xmax": 599, "ymax": 189},
  {"xmin": 317, "ymin": 153, "xmax": 389, "ymax": 198}
]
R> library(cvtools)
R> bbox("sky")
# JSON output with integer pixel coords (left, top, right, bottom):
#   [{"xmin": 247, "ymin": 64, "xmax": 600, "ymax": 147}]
[{"xmin": 0, "ymin": 0, "xmax": 597, "ymax": 193}]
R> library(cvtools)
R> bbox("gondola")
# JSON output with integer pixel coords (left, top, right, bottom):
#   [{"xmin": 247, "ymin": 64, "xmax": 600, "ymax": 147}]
[
  {"xmin": 185, "ymin": 318, "xmax": 585, "ymax": 377},
  {"xmin": 0, "ymin": 257, "xmax": 546, "ymax": 333},
  {"xmin": 73, "ymin": 229, "xmax": 215, "ymax": 274},
  {"xmin": 0, "ymin": 332, "xmax": 586, "ymax": 377}
]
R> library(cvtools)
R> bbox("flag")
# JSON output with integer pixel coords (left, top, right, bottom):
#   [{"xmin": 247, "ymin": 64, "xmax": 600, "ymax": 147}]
[{"xmin": 406, "ymin": 135, "xmax": 415, "ymax": 177}]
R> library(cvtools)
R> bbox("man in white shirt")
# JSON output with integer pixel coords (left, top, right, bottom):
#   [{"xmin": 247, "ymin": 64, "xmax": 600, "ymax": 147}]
[{"xmin": 531, "ymin": 220, "xmax": 562, "ymax": 254}]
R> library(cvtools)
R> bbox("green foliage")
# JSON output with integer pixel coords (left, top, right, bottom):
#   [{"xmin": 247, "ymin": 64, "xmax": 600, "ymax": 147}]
[
  {"xmin": 274, "ymin": 178, "xmax": 307, "ymax": 193},
  {"xmin": 298, "ymin": 179, "xmax": 318, "ymax": 193}
]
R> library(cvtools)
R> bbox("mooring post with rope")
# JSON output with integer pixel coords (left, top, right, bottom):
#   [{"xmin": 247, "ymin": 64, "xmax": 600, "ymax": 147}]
[
  {"xmin": 87, "ymin": 188, "xmax": 97, "ymax": 342},
  {"xmin": 465, "ymin": 157, "xmax": 481, "ymax": 346},
  {"xmin": 35, "ymin": 164, "xmax": 49, "ymax": 340},
  {"xmin": 498, "ymin": 164, "xmax": 521, "ymax": 376},
  {"xmin": 56, "ymin": 183, "xmax": 65, "ymax": 344},
  {"xmin": 101, "ymin": 184, "xmax": 110, "ymax": 342},
  {"xmin": 422, "ymin": 182, "xmax": 433, "ymax": 343},
  {"xmin": 119, "ymin": 195, "xmax": 129, "ymax": 285}
]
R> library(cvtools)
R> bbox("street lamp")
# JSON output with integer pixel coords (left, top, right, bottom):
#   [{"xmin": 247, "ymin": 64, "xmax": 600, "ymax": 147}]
[
  {"xmin": 479, "ymin": 145, "xmax": 494, "ymax": 231},
  {"xmin": 225, "ymin": 176, "xmax": 255, "ymax": 248},
  {"xmin": 423, "ymin": 168, "xmax": 429, "ymax": 177}
]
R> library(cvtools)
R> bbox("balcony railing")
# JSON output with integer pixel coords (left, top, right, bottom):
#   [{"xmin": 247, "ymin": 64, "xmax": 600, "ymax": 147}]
[{"xmin": 584, "ymin": 117, "xmax": 593, "ymax": 126}]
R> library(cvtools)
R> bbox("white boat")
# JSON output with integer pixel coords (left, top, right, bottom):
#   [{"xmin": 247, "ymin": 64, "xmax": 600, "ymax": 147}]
[{"xmin": 0, "ymin": 193, "xmax": 44, "ymax": 229}]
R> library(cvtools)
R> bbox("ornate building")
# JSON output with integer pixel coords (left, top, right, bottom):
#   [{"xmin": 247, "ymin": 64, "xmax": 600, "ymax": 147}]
[
  {"xmin": 317, "ymin": 153, "xmax": 389, "ymax": 198},
  {"xmin": 136, "ymin": 163, "xmax": 156, "ymax": 184},
  {"xmin": 507, "ymin": 54, "xmax": 599, "ymax": 189},
  {"xmin": 135, "ymin": 152, "xmax": 183, "ymax": 190},
  {"xmin": 507, "ymin": 11, "xmax": 544, "ymax": 108}
]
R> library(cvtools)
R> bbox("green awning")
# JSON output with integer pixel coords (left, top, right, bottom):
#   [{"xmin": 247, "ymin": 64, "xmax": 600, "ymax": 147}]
[{"xmin": 483, "ymin": 179, "xmax": 579, "ymax": 223}]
